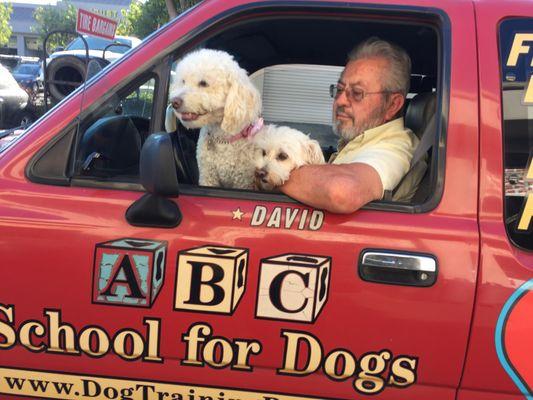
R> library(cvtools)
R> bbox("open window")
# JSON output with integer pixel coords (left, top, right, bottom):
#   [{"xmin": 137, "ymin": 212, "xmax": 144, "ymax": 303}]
[{"xmin": 164, "ymin": 13, "xmax": 442, "ymax": 207}]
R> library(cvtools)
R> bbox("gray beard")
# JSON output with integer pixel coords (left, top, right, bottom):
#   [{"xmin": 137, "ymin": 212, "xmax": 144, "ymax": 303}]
[
  {"xmin": 333, "ymin": 114, "xmax": 386, "ymax": 143},
  {"xmin": 332, "ymin": 100, "xmax": 389, "ymax": 143}
]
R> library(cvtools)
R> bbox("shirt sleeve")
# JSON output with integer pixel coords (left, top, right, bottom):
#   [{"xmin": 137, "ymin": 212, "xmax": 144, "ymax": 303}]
[{"xmin": 334, "ymin": 142, "xmax": 414, "ymax": 196}]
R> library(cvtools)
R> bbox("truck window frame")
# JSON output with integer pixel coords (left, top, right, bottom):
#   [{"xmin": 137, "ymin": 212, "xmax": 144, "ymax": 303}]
[{"xmin": 26, "ymin": 2, "xmax": 451, "ymax": 215}]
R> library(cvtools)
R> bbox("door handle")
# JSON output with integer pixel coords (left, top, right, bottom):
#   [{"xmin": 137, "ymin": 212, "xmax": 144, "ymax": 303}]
[{"xmin": 359, "ymin": 250, "xmax": 437, "ymax": 287}]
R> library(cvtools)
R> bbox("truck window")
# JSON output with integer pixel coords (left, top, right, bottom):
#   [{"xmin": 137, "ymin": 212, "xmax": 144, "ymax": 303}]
[
  {"xmin": 500, "ymin": 18, "xmax": 533, "ymax": 250},
  {"xmin": 163, "ymin": 13, "xmax": 442, "ymax": 207}
]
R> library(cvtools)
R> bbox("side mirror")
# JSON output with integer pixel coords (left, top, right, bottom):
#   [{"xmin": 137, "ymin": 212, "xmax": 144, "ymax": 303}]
[
  {"xmin": 126, "ymin": 132, "xmax": 182, "ymax": 228},
  {"xmin": 140, "ymin": 132, "xmax": 180, "ymax": 195}
]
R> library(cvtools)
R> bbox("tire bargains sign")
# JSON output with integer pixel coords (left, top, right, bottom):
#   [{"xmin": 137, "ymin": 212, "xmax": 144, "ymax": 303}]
[{"xmin": 76, "ymin": 8, "xmax": 118, "ymax": 40}]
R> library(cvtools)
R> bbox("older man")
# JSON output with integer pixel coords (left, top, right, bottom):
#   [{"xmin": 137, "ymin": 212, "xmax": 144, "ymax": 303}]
[{"xmin": 281, "ymin": 38, "xmax": 420, "ymax": 213}]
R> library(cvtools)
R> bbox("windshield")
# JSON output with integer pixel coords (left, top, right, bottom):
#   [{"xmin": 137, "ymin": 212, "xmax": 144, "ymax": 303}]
[
  {"xmin": 13, "ymin": 64, "xmax": 40, "ymax": 75},
  {"xmin": 66, "ymin": 36, "xmax": 132, "ymax": 54}
]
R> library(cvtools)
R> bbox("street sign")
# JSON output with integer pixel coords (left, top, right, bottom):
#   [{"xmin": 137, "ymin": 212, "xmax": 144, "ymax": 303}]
[{"xmin": 76, "ymin": 9, "xmax": 118, "ymax": 40}]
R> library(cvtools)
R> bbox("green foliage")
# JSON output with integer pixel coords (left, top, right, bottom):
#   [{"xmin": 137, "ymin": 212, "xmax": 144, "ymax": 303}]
[
  {"xmin": 33, "ymin": 1, "xmax": 78, "ymax": 54},
  {"xmin": 0, "ymin": 2, "xmax": 13, "ymax": 47},
  {"xmin": 118, "ymin": 0, "xmax": 202, "ymax": 39}
]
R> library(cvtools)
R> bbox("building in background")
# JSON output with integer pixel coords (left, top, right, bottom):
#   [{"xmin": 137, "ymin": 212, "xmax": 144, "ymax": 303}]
[{"xmin": 1, "ymin": 0, "xmax": 132, "ymax": 57}]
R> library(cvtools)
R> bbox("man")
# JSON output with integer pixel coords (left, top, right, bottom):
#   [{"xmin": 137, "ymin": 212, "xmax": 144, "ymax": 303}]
[{"xmin": 281, "ymin": 37, "xmax": 421, "ymax": 213}]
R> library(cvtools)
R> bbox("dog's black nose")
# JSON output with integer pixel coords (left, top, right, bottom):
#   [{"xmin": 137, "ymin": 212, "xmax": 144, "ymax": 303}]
[
  {"xmin": 171, "ymin": 97, "xmax": 183, "ymax": 110},
  {"xmin": 255, "ymin": 169, "xmax": 267, "ymax": 179}
]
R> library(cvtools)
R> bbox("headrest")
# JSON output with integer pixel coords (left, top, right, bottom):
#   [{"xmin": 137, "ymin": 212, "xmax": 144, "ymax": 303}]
[
  {"xmin": 409, "ymin": 75, "xmax": 435, "ymax": 93},
  {"xmin": 405, "ymin": 92, "xmax": 437, "ymax": 138}
]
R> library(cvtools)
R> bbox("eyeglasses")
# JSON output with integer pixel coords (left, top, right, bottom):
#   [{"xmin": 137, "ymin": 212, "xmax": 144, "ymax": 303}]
[{"xmin": 329, "ymin": 83, "xmax": 391, "ymax": 102}]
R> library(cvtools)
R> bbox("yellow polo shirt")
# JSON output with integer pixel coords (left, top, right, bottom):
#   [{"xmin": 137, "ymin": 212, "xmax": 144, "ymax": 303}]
[{"xmin": 330, "ymin": 118, "xmax": 420, "ymax": 201}]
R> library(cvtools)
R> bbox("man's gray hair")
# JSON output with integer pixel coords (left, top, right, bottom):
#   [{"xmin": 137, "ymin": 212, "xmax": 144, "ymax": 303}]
[{"xmin": 348, "ymin": 37, "xmax": 411, "ymax": 96}]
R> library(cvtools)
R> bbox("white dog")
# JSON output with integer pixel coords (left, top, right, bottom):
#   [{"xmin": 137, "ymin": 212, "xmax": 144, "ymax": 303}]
[
  {"xmin": 169, "ymin": 49, "xmax": 262, "ymax": 189},
  {"xmin": 254, "ymin": 125, "xmax": 325, "ymax": 191}
]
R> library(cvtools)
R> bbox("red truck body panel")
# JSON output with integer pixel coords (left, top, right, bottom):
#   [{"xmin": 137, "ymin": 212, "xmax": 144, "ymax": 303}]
[{"xmin": 0, "ymin": 0, "xmax": 531, "ymax": 399}]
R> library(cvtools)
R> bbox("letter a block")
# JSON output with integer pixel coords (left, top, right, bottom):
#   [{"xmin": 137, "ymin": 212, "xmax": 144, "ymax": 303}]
[
  {"xmin": 175, "ymin": 245, "xmax": 248, "ymax": 315},
  {"xmin": 256, "ymin": 254, "xmax": 331, "ymax": 323},
  {"xmin": 92, "ymin": 238, "xmax": 167, "ymax": 307}
]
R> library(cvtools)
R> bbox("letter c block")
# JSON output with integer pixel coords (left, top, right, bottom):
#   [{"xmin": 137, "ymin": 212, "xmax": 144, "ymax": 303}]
[
  {"xmin": 174, "ymin": 245, "xmax": 249, "ymax": 315},
  {"xmin": 255, "ymin": 254, "xmax": 331, "ymax": 323}
]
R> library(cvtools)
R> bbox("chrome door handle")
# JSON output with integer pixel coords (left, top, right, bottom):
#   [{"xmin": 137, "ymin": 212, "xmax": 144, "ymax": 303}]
[{"xmin": 359, "ymin": 250, "xmax": 437, "ymax": 287}]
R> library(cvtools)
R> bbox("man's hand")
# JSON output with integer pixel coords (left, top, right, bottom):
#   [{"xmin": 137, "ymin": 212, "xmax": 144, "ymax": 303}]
[{"xmin": 280, "ymin": 163, "xmax": 383, "ymax": 214}]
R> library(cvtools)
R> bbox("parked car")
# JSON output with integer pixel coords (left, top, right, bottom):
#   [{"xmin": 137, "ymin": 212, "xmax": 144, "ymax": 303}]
[
  {"xmin": 11, "ymin": 62, "xmax": 44, "ymax": 95},
  {"xmin": 0, "ymin": 63, "xmax": 35, "ymax": 129},
  {"xmin": 0, "ymin": 1, "xmax": 531, "ymax": 400}
]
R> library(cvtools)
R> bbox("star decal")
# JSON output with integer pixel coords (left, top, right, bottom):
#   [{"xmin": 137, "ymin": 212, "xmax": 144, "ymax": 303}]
[{"xmin": 232, "ymin": 208, "xmax": 244, "ymax": 220}]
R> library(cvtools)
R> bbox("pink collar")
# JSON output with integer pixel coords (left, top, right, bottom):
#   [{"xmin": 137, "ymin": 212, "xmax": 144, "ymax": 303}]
[{"xmin": 228, "ymin": 118, "xmax": 264, "ymax": 143}]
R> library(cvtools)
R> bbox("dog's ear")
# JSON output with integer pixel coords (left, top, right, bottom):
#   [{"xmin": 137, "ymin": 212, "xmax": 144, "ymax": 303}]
[
  {"xmin": 305, "ymin": 139, "xmax": 326, "ymax": 164},
  {"xmin": 221, "ymin": 72, "xmax": 261, "ymax": 134}
]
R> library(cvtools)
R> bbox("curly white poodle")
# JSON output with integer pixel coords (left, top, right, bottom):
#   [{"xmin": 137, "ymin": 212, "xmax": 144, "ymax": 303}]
[
  {"xmin": 254, "ymin": 125, "xmax": 325, "ymax": 191},
  {"xmin": 169, "ymin": 48, "xmax": 324, "ymax": 190},
  {"xmin": 169, "ymin": 48, "xmax": 262, "ymax": 189}
]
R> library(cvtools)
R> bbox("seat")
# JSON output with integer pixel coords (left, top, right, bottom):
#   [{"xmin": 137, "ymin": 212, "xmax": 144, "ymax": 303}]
[
  {"xmin": 405, "ymin": 92, "xmax": 437, "ymax": 138},
  {"xmin": 390, "ymin": 92, "xmax": 437, "ymax": 202}
]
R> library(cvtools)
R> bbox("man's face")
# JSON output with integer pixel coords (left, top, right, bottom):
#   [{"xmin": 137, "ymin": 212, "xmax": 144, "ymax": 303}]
[{"xmin": 333, "ymin": 57, "xmax": 392, "ymax": 142}]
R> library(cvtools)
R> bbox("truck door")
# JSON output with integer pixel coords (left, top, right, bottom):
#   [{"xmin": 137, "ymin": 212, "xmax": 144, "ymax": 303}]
[
  {"xmin": 459, "ymin": 1, "xmax": 533, "ymax": 399},
  {"xmin": 0, "ymin": 1, "xmax": 479, "ymax": 400}
]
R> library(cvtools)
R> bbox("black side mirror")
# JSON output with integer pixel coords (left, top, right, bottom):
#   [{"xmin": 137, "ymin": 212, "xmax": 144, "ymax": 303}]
[{"xmin": 126, "ymin": 132, "xmax": 182, "ymax": 228}]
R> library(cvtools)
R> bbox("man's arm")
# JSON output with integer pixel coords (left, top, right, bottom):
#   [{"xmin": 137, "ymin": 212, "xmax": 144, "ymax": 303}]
[{"xmin": 280, "ymin": 163, "xmax": 383, "ymax": 214}]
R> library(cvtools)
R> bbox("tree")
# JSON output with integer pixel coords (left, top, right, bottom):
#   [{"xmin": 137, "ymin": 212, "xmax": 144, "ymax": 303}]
[
  {"xmin": 118, "ymin": 0, "xmax": 202, "ymax": 39},
  {"xmin": 0, "ymin": 2, "xmax": 13, "ymax": 47},
  {"xmin": 165, "ymin": 0, "xmax": 177, "ymax": 19},
  {"xmin": 33, "ymin": 1, "xmax": 78, "ymax": 54}
]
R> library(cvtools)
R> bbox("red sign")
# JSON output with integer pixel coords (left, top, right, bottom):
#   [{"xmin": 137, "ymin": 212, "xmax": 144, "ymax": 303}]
[{"xmin": 76, "ymin": 8, "xmax": 118, "ymax": 40}]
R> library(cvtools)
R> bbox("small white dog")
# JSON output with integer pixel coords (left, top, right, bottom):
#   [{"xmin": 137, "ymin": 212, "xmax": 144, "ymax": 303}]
[
  {"xmin": 254, "ymin": 125, "xmax": 325, "ymax": 191},
  {"xmin": 169, "ymin": 48, "xmax": 262, "ymax": 189}
]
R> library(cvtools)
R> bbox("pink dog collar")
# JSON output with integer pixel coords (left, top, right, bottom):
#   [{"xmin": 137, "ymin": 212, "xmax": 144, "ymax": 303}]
[{"xmin": 228, "ymin": 118, "xmax": 264, "ymax": 143}]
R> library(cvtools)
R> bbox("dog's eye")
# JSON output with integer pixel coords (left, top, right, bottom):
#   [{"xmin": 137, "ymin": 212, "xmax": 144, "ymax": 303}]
[
  {"xmin": 277, "ymin": 152, "xmax": 288, "ymax": 161},
  {"xmin": 262, "ymin": 149, "xmax": 266, "ymax": 157},
  {"xmin": 199, "ymin": 80, "xmax": 209, "ymax": 87}
]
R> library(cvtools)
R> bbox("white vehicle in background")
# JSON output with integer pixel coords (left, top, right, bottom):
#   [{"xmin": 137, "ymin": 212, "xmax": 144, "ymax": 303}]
[
  {"xmin": 45, "ymin": 35, "xmax": 141, "ymax": 102},
  {"xmin": 49, "ymin": 35, "xmax": 141, "ymax": 63}
]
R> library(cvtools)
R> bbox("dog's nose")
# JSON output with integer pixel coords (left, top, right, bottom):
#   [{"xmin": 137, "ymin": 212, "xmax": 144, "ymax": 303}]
[
  {"xmin": 171, "ymin": 97, "xmax": 183, "ymax": 110},
  {"xmin": 255, "ymin": 169, "xmax": 267, "ymax": 179}
]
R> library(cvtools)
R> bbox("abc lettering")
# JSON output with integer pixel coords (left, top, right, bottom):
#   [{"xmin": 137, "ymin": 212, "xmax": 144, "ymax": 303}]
[
  {"xmin": 184, "ymin": 261, "xmax": 226, "ymax": 306},
  {"xmin": 101, "ymin": 255, "xmax": 144, "ymax": 299},
  {"xmin": 270, "ymin": 270, "xmax": 310, "ymax": 313}
]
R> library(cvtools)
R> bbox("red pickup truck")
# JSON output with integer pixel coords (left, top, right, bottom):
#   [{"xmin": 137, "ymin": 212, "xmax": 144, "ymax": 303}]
[{"xmin": 0, "ymin": 0, "xmax": 531, "ymax": 399}]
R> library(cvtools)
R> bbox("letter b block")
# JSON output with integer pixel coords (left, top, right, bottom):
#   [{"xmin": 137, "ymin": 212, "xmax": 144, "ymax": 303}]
[
  {"xmin": 174, "ymin": 245, "xmax": 249, "ymax": 315},
  {"xmin": 93, "ymin": 238, "xmax": 167, "ymax": 307},
  {"xmin": 256, "ymin": 254, "xmax": 331, "ymax": 323}
]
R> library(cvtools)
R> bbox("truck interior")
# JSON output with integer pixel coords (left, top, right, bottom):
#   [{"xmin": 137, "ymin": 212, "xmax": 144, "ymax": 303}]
[{"xmin": 166, "ymin": 13, "xmax": 442, "ymax": 204}]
